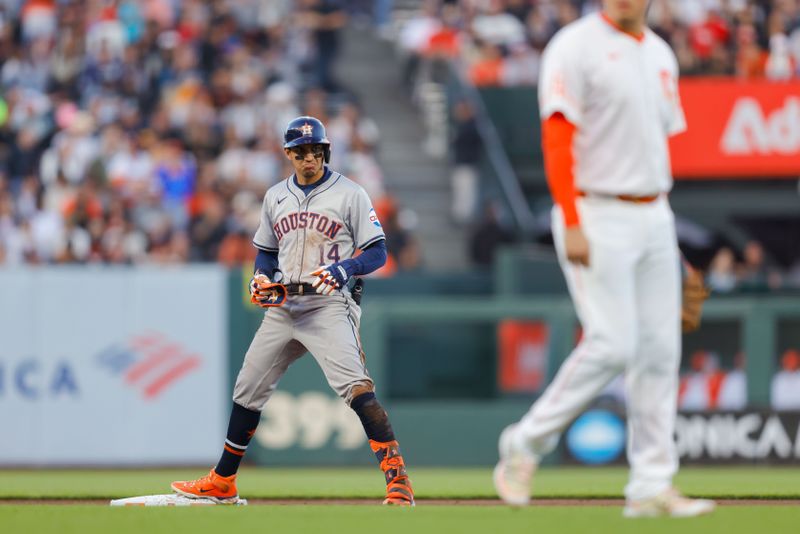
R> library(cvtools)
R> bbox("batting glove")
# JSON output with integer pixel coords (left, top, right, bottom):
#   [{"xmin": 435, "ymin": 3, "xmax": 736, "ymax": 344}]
[
  {"xmin": 310, "ymin": 263, "xmax": 350, "ymax": 295},
  {"xmin": 250, "ymin": 271, "xmax": 284, "ymax": 305},
  {"xmin": 250, "ymin": 273, "xmax": 270, "ymax": 303}
]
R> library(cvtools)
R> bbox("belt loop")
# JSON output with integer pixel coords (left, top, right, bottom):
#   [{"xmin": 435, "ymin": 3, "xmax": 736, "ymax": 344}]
[{"xmin": 298, "ymin": 284, "xmax": 304, "ymax": 295}]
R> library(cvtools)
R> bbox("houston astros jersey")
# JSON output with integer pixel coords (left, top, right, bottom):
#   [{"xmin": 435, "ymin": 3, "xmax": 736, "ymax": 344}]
[
  {"xmin": 538, "ymin": 13, "xmax": 686, "ymax": 195},
  {"xmin": 253, "ymin": 168, "xmax": 385, "ymax": 285}
]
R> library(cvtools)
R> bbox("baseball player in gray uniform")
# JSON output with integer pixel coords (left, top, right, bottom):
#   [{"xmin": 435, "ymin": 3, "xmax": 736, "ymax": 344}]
[{"xmin": 172, "ymin": 116, "xmax": 414, "ymax": 506}]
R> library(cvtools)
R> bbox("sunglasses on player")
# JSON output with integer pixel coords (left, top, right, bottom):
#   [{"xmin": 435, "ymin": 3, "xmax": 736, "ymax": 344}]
[{"xmin": 289, "ymin": 145, "xmax": 325, "ymax": 160}]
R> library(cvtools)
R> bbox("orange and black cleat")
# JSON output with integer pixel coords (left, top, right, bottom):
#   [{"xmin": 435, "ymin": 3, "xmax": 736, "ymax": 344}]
[
  {"xmin": 370, "ymin": 440, "xmax": 415, "ymax": 506},
  {"xmin": 171, "ymin": 469, "xmax": 239, "ymax": 504}
]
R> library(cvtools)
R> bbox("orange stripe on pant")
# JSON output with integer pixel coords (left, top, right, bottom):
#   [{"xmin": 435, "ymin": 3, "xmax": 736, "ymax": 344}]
[{"xmin": 224, "ymin": 444, "xmax": 246, "ymax": 457}]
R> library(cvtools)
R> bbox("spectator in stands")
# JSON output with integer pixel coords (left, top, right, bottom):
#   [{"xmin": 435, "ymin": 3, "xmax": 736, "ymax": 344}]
[
  {"xmin": 399, "ymin": 0, "xmax": 800, "ymax": 87},
  {"xmin": 106, "ymin": 131, "xmax": 156, "ymax": 200},
  {"xmin": 524, "ymin": 6, "xmax": 555, "ymax": 49},
  {"xmin": 717, "ymin": 352, "xmax": 747, "ymax": 411},
  {"xmin": 327, "ymin": 100, "xmax": 380, "ymax": 170},
  {"xmin": 468, "ymin": 41, "xmax": 505, "ymax": 87},
  {"xmin": 500, "ymin": 41, "xmax": 540, "ymax": 86},
  {"xmin": 679, "ymin": 350, "xmax": 724, "ymax": 411},
  {"xmin": 372, "ymin": 197, "xmax": 420, "ymax": 276},
  {"xmin": 468, "ymin": 200, "xmax": 515, "ymax": 268},
  {"xmin": 738, "ymin": 240, "xmax": 782, "ymax": 292},
  {"xmin": 302, "ymin": 87, "xmax": 331, "ymax": 125},
  {"xmin": 471, "ymin": 0, "xmax": 527, "ymax": 47},
  {"xmin": 771, "ymin": 349, "xmax": 800, "ymax": 410},
  {"xmin": 791, "ymin": 27, "xmax": 800, "ymax": 77},
  {"xmin": 765, "ymin": 12, "xmax": 796, "ymax": 80},
  {"xmin": 50, "ymin": 28, "xmax": 84, "ymax": 89},
  {"xmin": 425, "ymin": 2, "xmax": 462, "ymax": 63},
  {"xmin": 686, "ymin": 8, "xmax": 731, "ymax": 72},
  {"xmin": 374, "ymin": 0, "xmax": 395, "ymax": 37},
  {"xmin": 344, "ymin": 133, "xmax": 386, "ymax": 203},
  {"xmin": 28, "ymin": 186, "xmax": 63, "ymax": 263},
  {"xmin": 217, "ymin": 227, "xmax": 257, "ymax": 268},
  {"xmin": 449, "ymin": 98, "xmax": 482, "ymax": 225},
  {"xmin": 397, "ymin": 0, "xmax": 442, "ymax": 88},
  {"xmin": 736, "ymin": 23, "xmax": 769, "ymax": 79},
  {"xmin": 189, "ymin": 191, "xmax": 228, "ymax": 262},
  {"xmin": 707, "ymin": 246, "xmax": 738, "ymax": 293},
  {"xmin": 0, "ymin": 0, "xmax": 411, "ymax": 269},
  {"xmin": 297, "ymin": 0, "xmax": 348, "ymax": 91},
  {"xmin": 42, "ymin": 111, "xmax": 99, "ymax": 186},
  {"xmin": 154, "ymin": 136, "xmax": 196, "ymax": 229},
  {"xmin": 0, "ymin": 188, "xmax": 23, "ymax": 264}
]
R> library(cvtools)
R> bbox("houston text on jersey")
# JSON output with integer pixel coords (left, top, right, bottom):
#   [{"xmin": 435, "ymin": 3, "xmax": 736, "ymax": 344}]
[{"xmin": 273, "ymin": 211, "xmax": 344, "ymax": 242}]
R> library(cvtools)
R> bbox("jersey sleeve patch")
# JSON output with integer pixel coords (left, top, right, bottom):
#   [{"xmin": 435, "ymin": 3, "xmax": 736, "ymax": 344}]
[{"xmin": 369, "ymin": 208, "xmax": 382, "ymax": 228}]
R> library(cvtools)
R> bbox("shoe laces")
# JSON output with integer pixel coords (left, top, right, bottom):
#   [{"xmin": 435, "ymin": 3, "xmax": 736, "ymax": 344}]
[
  {"xmin": 382, "ymin": 453, "xmax": 403, "ymax": 470},
  {"xmin": 186, "ymin": 473, "xmax": 214, "ymax": 489},
  {"xmin": 193, "ymin": 470, "xmax": 232, "ymax": 491}
]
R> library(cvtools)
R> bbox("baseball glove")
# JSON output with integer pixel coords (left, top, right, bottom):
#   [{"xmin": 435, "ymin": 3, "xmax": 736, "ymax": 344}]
[
  {"xmin": 250, "ymin": 273, "xmax": 287, "ymax": 308},
  {"xmin": 681, "ymin": 266, "xmax": 710, "ymax": 333}
]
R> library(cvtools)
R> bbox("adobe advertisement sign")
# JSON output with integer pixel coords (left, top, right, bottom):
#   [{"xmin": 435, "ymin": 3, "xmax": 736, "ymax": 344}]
[
  {"xmin": 670, "ymin": 79, "xmax": 800, "ymax": 178},
  {"xmin": 562, "ymin": 409, "xmax": 800, "ymax": 465},
  {"xmin": 0, "ymin": 267, "xmax": 227, "ymax": 465}
]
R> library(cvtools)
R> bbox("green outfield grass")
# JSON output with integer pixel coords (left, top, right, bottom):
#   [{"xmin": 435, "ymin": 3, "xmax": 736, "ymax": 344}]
[
  {"xmin": 2, "ymin": 467, "xmax": 799, "ymax": 534},
  {"xmin": 2, "ymin": 466, "xmax": 799, "ymax": 499},
  {"xmin": 1, "ymin": 505, "xmax": 799, "ymax": 534}
]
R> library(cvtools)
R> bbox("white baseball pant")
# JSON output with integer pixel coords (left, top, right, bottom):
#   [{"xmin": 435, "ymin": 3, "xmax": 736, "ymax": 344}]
[{"xmin": 510, "ymin": 195, "xmax": 682, "ymax": 500}]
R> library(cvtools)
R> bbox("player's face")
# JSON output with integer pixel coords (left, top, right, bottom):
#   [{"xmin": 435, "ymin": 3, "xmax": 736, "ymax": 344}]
[
  {"xmin": 285, "ymin": 144, "xmax": 326, "ymax": 182},
  {"xmin": 603, "ymin": 0, "xmax": 648, "ymax": 26}
]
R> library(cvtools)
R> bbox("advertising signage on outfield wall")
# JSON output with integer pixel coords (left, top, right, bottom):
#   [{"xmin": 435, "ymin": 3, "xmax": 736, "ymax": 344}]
[
  {"xmin": 563, "ymin": 409, "xmax": 800, "ymax": 465},
  {"xmin": 0, "ymin": 267, "xmax": 228, "ymax": 466},
  {"xmin": 669, "ymin": 79, "xmax": 800, "ymax": 179},
  {"xmin": 676, "ymin": 411, "xmax": 800, "ymax": 463}
]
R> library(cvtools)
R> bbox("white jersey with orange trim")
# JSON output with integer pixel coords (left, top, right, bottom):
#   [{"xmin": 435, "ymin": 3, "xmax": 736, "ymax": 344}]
[
  {"xmin": 538, "ymin": 12, "xmax": 685, "ymax": 196},
  {"xmin": 499, "ymin": 11, "xmax": 692, "ymax": 505}
]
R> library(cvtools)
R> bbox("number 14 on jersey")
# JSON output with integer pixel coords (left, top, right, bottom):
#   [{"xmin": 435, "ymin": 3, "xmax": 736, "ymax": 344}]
[{"xmin": 319, "ymin": 244, "xmax": 340, "ymax": 266}]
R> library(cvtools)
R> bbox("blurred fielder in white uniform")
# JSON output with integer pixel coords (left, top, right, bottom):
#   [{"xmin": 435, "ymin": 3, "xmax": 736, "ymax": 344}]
[{"xmin": 493, "ymin": 0, "xmax": 715, "ymax": 518}]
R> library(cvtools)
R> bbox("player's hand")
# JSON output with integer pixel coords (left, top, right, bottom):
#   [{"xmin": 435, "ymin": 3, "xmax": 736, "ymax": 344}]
[
  {"xmin": 310, "ymin": 264, "xmax": 349, "ymax": 295},
  {"xmin": 250, "ymin": 273, "xmax": 274, "ymax": 305},
  {"xmin": 564, "ymin": 226, "xmax": 590, "ymax": 266},
  {"xmin": 250, "ymin": 272, "xmax": 288, "ymax": 307}
]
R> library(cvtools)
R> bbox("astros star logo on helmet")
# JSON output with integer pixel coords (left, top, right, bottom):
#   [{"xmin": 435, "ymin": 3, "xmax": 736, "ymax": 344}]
[{"xmin": 301, "ymin": 123, "xmax": 314, "ymax": 136}]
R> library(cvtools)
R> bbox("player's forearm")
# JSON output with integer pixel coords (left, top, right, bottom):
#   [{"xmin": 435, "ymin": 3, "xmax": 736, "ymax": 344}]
[
  {"xmin": 341, "ymin": 240, "xmax": 387, "ymax": 277},
  {"xmin": 254, "ymin": 249, "xmax": 280, "ymax": 278},
  {"xmin": 542, "ymin": 113, "xmax": 580, "ymax": 227}
]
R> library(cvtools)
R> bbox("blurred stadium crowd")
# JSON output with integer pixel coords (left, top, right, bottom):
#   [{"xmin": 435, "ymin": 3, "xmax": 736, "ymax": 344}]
[
  {"xmin": 399, "ymin": 0, "xmax": 800, "ymax": 87},
  {"xmin": 599, "ymin": 347, "xmax": 800, "ymax": 410},
  {"xmin": 677, "ymin": 348, "xmax": 800, "ymax": 411},
  {"xmin": 397, "ymin": 0, "xmax": 800, "ymax": 289},
  {"xmin": 0, "ymin": 0, "xmax": 416, "ymax": 269},
  {"xmin": 0, "ymin": 0, "xmax": 798, "ymax": 281}
]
